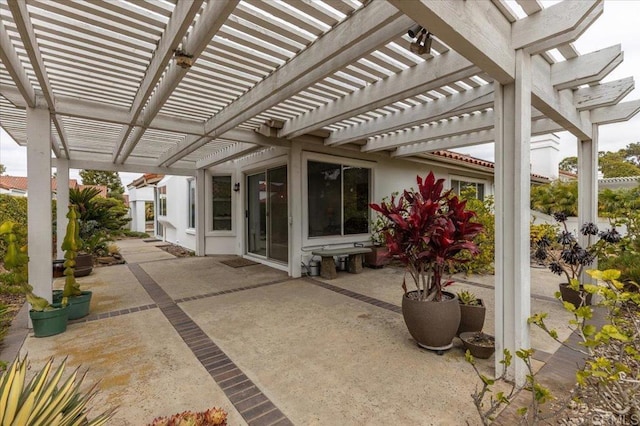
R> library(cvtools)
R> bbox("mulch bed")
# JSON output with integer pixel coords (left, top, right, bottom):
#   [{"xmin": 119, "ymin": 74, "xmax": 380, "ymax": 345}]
[{"xmin": 157, "ymin": 243, "xmax": 195, "ymax": 258}]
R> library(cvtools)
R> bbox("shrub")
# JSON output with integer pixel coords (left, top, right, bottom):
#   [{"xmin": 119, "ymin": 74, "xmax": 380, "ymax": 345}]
[
  {"xmin": 454, "ymin": 188, "xmax": 495, "ymax": 275},
  {"xmin": 0, "ymin": 195, "xmax": 27, "ymax": 260},
  {"xmin": 148, "ymin": 407, "xmax": 227, "ymax": 426}
]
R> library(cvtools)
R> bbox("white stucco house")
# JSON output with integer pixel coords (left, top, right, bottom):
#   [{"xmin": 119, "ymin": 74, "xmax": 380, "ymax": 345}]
[
  {"xmin": 126, "ymin": 173, "xmax": 164, "ymax": 234},
  {"xmin": 153, "ymin": 136, "xmax": 557, "ymax": 273}
]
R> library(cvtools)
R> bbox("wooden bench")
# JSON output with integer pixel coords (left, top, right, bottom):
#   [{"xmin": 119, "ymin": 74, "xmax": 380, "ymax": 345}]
[{"xmin": 311, "ymin": 247, "xmax": 372, "ymax": 279}]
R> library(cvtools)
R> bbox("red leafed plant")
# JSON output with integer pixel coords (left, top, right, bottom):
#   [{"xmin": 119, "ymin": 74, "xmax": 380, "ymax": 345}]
[
  {"xmin": 148, "ymin": 407, "xmax": 227, "ymax": 426},
  {"xmin": 370, "ymin": 172, "xmax": 484, "ymax": 302}
]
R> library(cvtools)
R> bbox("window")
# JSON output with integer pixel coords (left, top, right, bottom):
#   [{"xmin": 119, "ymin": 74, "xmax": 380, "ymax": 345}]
[
  {"xmin": 157, "ymin": 186, "xmax": 167, "ymax": 216},
  {"xmin": 307, "ymin": 160, "xmax": 370, "ymax": 237},
  {"xmin": 212, "ymin": 175, "xmax": 232, "ymax": 231},
  {"xmin": 188, "ymin": 179, "xmax": 196, "ymax": 229},
  {"xmin": 451, "ymin": 179, "xmax": 485, "ymax": 200}
]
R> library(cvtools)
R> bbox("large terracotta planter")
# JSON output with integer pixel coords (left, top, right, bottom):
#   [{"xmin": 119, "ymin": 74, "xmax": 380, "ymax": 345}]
[
  {"xmin": 364, "ymin": 246, "xmax": 389, "ymax": 268},
  {"xmin": 402, "ymin": 290, "xmax": 460, "ymax": 353},
  {"xmin": 457, "ymin": 299, "xmax": 486, "ymax": 336},
  {"xmin": 559, "ymin": 283, "xmax": 592, "ymax": 307},
  {"xmin": 74, "ymin": 253, "xmax": 93, "ymax": 277}
]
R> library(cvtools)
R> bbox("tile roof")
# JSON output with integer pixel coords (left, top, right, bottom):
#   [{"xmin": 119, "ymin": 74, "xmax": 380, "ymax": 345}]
[
  {"xmin": 426, "ymin": 150, "xmax": 550, "ymax": 181},
  {"xmin": 0, "ymin": 176, "xmax": 106, "ymax": 196}
]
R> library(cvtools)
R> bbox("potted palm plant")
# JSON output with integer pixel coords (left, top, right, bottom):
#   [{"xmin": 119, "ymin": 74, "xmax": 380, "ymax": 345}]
[
  {"xmin": 61, "ymin": 205, "xmax": 93, "ymax": 319},
  {"xmin": 370, "ymin": 172, "xmax": 484, "ymax": 353}
]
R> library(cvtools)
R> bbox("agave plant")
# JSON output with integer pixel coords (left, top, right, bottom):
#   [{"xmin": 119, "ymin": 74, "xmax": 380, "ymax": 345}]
[{"xmin": 0, "ymin": 355, "xmax": 114, "ymax": 425}]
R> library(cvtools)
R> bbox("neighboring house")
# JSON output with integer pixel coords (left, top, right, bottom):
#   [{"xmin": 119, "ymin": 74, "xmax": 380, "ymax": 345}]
[
  {"xmin": 0, "ymin": 176, "xmax": 107, "ymax": 198},
  {"xmin": 154, "ymin": 136, "xmax": 557, "ymax": 274},
  {"xmin": 126, "ymin": 173, "xmax": 163, "ymax": 234}
]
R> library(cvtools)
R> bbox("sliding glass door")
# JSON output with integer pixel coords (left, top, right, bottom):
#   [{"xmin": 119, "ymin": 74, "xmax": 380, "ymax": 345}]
[{"xmin": 246, "ymin": 166, "xmax": 288, "ymax": 263}]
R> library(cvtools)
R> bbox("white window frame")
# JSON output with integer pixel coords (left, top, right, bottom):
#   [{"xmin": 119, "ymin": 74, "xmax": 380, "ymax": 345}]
[
  {"xmin": 207, "ymin": 173, "xmax": 234, "ymax": 236},
  {"xmin": 157, "ymin": 185, "xmax": 167, "ymax": 217},
  {"xmin": 187, "ymin": 178, "xmax": 196, "ymax": 230},
  {"xmin": 302, "ymin": 152, "xmax": 375, "ymax": 247},
  {"xmin": 449, "ymin": 175, "xmax": 489, "ymax": 200}
]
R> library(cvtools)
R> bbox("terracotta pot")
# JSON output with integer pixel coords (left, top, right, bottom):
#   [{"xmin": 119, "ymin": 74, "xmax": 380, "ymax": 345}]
[
  {"xmin": 559, "ymin": 283, "xmax": 592, "ymax": 307},
  {"xmin": 402, "ymin": 290, "xmax": 460, "ymax": 353},
  {"xmin": 364, "ymin": 246, "xmax": 389, "ymax": 268},
  {"xmin": 460, "ymin": 332, "xmax": 495, "ymax": 359},
  {"xmin": 457, "ymin": 299, "xmax": 486, "ymax": 336},
  {"xmin": 74, "ymin": 253, "xmax": 93, "ymax": 277},
  {"xmin": 52, "ymin": 259, "xmax": 65, "ymax": 278}
]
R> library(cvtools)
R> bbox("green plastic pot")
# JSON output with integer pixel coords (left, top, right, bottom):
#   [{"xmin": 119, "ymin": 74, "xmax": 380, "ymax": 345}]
[
  {"xmin": 52, "ymin": 289, "xmax": 63, "ymax": 304},
  {"xmin": 30, "ymin": 304, "xmax": 69, "ymax": 337},
  {"xmin": 67, "ymin": 291, "xmax": 92, "ymax": 320}
]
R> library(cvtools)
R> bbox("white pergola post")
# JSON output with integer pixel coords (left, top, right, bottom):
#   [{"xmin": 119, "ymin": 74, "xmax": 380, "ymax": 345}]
[
  {"xmin": 289, "ymin": 144, "xmax": 302, "ymax": 278},
  {"xmin": 494, "ymin": 50, "xmax": 532, "ymax": 385},
  {"xmin": 577, "ymin": 124, "xmax": 599, "ymax": 275},
  {"xmin": 55, "ymin": 159, "xmax": 69, "ymax": 260},
  {"xmin": 195, "ymin": 169, "xmax": 206, "ymax": 256},
  {"xmin": 26, "ymin": 107, "xmax": 52, "ymax": 304}
]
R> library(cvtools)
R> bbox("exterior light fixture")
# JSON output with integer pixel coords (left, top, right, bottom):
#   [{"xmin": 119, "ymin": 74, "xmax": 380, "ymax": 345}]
[
  {"xmin": 174, "ymin": 49, "xmax": 193, "ymax": 69},
  {"xmin": 410, "ymin": 29, "xmax": 432, "ymax": 56},
  {"xmin": 407, "ymin": 24, "xmax": 423, "ymax": 38},
  {"xmin": 233, "ymin": 182, "xmax": 240, "ymax": 192}
]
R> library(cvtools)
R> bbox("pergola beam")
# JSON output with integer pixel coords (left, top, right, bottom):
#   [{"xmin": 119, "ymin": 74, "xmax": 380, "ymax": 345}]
[
  {"xmin": 531, "ymin": 56, "xmax": 592, "ymax": 140},
  {"xmin": 196, "ymin": 142, "xmax": 260, "ymax": 169},
  {"xmin": 388, "ymin": 0, "xmax": 514, "ymax": 84},
  {"xmin": 391, "ymin": 115, "xmax": 564, "ymax": 157},
  {"xmin": 389, "ymin": 0, "xmax": 599, "ymax": 141},
  {"xmin": 52, "ymin": 158, "xmax": 195, "ymax": 177},
  {"xmin": 574, "ymin": 77, "xmax": 634, "ymax": 111},
  {"xmin": 9, "ymin": 0, "xmax": 72, "ymax": 159},
  {"xmin": 116, "ymin": 0, "xmax": 240, "ymax": 164},
  {"xmin": 552, "ymin": 44, "xmax": 622, "ymax": 90},
  {"xmin": 590, "ymin": 99, "xmax": 640, "ymax": 125},
  {"xmin": 364, "ymin": 111, "xmax": 495, "ymax": 153},
  {"xmin": 111, "ymin": 0, "xmax": 205, "ymax": 161},
  {"xmin": 325, "ymin": 84, "xmax": 494, "ymax": 146},
  {"xmin": 512, "ymin": 0, "xmax": 602, "ymax": 54},
  {"xmin": 157, "ymin": 1, "xmax": 413, "ymax": 166},
  {"xmin": 282, "ymin": 52, "xmax": 480, "ymax": 140},
  {"xmin": 0, "ymin": 18, "xmax": 36, "ymax": 107}
]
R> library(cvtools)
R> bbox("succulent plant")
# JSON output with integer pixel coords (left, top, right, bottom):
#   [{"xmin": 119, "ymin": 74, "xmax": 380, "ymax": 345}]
[
  {"xmin": 457, "ymin": 290, "xmax": 481, "ymax": 306},
  {"xmin": 0, "ymin": 355, "xmax": 114, "ymax": 425}
]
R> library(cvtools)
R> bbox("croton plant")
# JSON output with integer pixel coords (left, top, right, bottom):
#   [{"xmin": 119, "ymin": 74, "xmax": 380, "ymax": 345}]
[{"xmin": 370, "ymin": 172, "xmax": 484, "ymax": 302}]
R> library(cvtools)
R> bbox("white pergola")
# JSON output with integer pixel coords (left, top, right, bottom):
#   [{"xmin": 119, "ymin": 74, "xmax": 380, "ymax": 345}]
[{"xmin": 1, "ymin": 0, "xmax": 638, "ymax": 384}]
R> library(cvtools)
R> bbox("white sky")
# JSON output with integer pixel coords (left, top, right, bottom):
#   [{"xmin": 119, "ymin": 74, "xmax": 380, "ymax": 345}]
[{"xmin": 1, "ymin": 0, "xmax": 639, "ymax": 181}]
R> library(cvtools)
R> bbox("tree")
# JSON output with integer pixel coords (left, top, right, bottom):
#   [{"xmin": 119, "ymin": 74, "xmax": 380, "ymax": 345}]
[
  {"xmin": 599, "ymin": 151, "xmax": 640, "ymax": 178},
  {"xmin": 558, "ymin": 156, "xmax": 578, "ymax": 174},
  {"xmin": 620, "ymin": 142, "xmax": 640, "ymax": 166},
  {"xmin": 0, "ymin": 163, "xmax": 5, "ymax": 175},
  {"xmin": 79, "ymin": 170, "xmax": 124, "ymax": 197}
]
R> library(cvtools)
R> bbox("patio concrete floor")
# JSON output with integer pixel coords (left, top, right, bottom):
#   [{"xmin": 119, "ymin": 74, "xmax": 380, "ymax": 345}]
[{"xmin": 10, "ymin": 238, "xmax": 575, "ymax": 425}]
